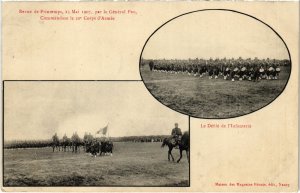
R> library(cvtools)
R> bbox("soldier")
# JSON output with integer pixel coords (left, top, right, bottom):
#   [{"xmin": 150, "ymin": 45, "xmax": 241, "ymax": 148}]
[
  {"xmin": 259, "ymin": 65, "xmax": 266, "ymax": 79},
  {"xmin": 52, "ymin": 133, "xmax": 60, "ymax": 152},
  {"xmin": 208, "ymin": 65, "xmax": 214, "ymax": 79},
  {"xmin": 213, "ymin": 66, "xmax": 220, "ymax": 79},
  {"xmin": 275, "ymin": 65, "xmax": 281, "ymax": 79},
  {"xmin": 224, "ymin": 64, "xmax": 231, "ymax": 80},
  {"xmin": 149, "ymin": 61, "xmax": 154, "ymax": 71},
  {"xmin": 267, "ymin": 65, "xmax": 275, "ymax": 80},
  {"xmin": 231, "ymin": 65, "xmax": 240, "ymax": 81},
  {"xmin": 240, "ymin": 65, "xmax": 247, "ymax": 80},
  {"xmin": 62, "ymin": 133, "xmax": 68, "ymax": 152},
  {"xmin": 171, "ymin": 123, "xmax": 182, "ymax": 149}
]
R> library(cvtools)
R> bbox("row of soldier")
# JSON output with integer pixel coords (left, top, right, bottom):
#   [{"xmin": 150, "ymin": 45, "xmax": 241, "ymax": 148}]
[
  {"xmin": 52, "ymin": 132, "xmax": 82, "ymax": 153},
  {"xmin": 148, "ymin": 59, "xmax": 288, "ymax": 81}
]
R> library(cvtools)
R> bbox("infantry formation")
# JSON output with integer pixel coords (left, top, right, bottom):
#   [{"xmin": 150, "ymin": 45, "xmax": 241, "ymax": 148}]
[{"xmin": 147, "ymin": 58, "xmax": 290, "ymax": 81}]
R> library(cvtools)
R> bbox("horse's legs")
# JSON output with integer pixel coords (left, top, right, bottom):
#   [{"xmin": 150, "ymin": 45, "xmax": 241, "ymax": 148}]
[
  {"xmin": 168, "ymin": 151, "xmax": 170, "ymax": 161},
  {"xmin": 169, "ymin": 146, "xmax": 174, "ymax": 162},
  {"xmin": 170, "ymin": 152, "xmax": 175, "ymax": 161},
  {"xmin": 177, "ymin": 149, "xmax": 183, "ymax": 163},
  {"xmin": 187, "ymin": 150, "xmax": 190, "ymax": 163}
]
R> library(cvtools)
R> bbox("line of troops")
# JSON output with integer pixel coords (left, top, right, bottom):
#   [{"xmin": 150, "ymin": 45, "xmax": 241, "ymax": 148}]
[
  {"xmin": 51, "ymin": 132, "xmax": 113, "ymax": 155},
  {"xmin": 149, "ymin": 59, "xmax": 288, "ymax": 81}
]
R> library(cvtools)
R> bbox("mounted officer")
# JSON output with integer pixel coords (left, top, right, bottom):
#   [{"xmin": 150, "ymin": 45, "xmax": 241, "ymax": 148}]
[{"xmin": 171, "ymin": 123, "xmax": 182, "ymax": 149}]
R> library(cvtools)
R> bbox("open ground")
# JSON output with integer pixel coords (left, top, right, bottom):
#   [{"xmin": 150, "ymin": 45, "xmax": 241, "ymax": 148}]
[
  {"xmin": 3, "ymin": 142, "xmax": 189, "ymax": 186},
  {"xmin": 141, "ymin": 66, "xmax": 290, "ymax": 118}
]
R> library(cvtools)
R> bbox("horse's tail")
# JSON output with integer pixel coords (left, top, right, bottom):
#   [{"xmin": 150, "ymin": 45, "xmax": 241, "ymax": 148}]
[
  {"xmin": 161, "ymin": 138, "xmax": 167, "ymax": 148},
  {"xmin": 181, "ymin": 131, "xmax": 190, "ymax": 149}
]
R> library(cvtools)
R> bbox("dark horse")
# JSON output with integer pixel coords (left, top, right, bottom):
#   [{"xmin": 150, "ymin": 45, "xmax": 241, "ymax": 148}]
[
  {"xmin": 86, "ymin": 141, "xmax": 113, "ymax": 157},
  {"xmin": 89, "ymin": 142, "xmax": 100, "ymax": 157},
  {"xmin": 71, "ymin": 132, "xmax": 81, "ymax": 153},
  {"xmin": 100, "ymin": 141, "xmax": 113, "ymax": 156},
  {"xmin": 52, "ymin": 133, "xmax": 60, "ymax": 152},
  {"xmin": 62, "ymin": 136, "xmax": 71, "ymax": 152},
  {"xmin": 161, "ymin": 131, "xmax": 189, "ymax": 163}
]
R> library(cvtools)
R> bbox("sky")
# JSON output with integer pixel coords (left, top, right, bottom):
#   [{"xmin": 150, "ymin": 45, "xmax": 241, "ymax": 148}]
[
  {"xmin": 143, "ymin": 10, "xmax": 289, "ymax": 60},
  {"xmin": 4, "ymin": 82, "xmax": 188, "ymax": 141}
]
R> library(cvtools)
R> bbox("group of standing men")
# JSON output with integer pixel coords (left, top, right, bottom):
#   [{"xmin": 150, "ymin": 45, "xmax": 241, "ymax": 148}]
[{"xmin": 148, "ymin": 58, "xmax": 287, "ymax": 81}]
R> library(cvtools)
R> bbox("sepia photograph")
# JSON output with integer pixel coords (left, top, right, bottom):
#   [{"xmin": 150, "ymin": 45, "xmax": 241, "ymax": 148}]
[
  {"xmin": 1, "ymin": 2, "xmax": 299, "ymax": 192},
  {"xmin": 140, "ymin": 10, "xmax": 291, "ymax": 119},
  {"xmin": 3, "ymin": 81, "xmax": 190, "ymax": 187}
]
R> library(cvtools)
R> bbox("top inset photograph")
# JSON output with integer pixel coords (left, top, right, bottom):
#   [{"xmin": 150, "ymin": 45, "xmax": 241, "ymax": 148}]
[{"xmin": 140, "ymin": 10, "xmax": 291, "ymax": 119}]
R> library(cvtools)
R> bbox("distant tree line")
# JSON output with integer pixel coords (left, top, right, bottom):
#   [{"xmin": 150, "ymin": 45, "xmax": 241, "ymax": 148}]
[
  {"xmin": 111, "ymin": 135, "xmax": 168, "ymax": 143},
  {"xmin": 4, "ymin": 139, "xmax": 53, "ymax": 149},
  {"xmin": 4, "ymin": 135, "xmax": 169, "ymax": 149}
]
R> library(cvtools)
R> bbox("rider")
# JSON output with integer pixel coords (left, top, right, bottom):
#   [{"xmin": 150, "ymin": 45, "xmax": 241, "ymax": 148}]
[{"xmin": 171, "ymin": 123, "xmax": 182, "ymax": 149}]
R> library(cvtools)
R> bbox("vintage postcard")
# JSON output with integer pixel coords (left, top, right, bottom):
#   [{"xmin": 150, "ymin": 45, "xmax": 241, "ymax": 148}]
[{"xmin": 1, "ymin": 1, "xmax": 299, "ymax": 192}]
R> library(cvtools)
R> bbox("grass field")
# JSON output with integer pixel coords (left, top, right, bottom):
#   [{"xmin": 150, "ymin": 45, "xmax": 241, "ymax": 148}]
[
  {"xmin": 3, "ymin": 142, "xmax": 189, "ymax": 186},
  {"xmin": 141, "ymin": 66, "xmax": 290, "ymax": 118}
]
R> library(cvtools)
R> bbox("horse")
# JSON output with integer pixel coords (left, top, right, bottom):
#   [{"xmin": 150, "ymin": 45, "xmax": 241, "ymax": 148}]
[
  {"xmin": 89, "ymin": 142, "xmax": 101, "ymax": 157},
  {"xmin": 83, "ymin": 132, "xmax": 94, "ymax": 152},
  {"xmin": 161, "ymin": 131, "xmax": 189, "ymax": 163},
  {"xmin": 100, "ymin": 141, "xmax": 113, "ymax": 156},
  {"xmin": 62, "ymin": 137, "xmax": 71, "ymax": 152},
  {"xmin": 52, "ymin": 133, "xmax": 60, "ymax": 152},
  {"xmin": 71, "ymin": 132, "xmax": 81, "ymax": 153},
  {"xmin": 85, "ymin": 141, "xmax": 113, "ymax": 157},
  {"xmin": 61, "ymin": 134, "xmax": 72, "ymax": 152}
]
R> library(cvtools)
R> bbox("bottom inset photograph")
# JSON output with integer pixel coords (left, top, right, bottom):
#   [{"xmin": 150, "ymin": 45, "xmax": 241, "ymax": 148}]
[{"xmin": 3, "ymin": 81, "xmax": 190, "ymax": 187}]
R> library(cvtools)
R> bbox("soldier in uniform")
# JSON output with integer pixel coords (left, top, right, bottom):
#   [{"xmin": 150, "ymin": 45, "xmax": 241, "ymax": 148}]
[
  {"xmin": 149, "ymin": 61, "xmax": 154, "ymax": 71},
  {"xmin": 171, "ymin": 123, "xmax": 182, "ymax": 148}
]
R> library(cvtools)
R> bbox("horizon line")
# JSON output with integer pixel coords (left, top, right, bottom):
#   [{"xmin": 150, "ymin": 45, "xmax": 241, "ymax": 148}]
[{"xmin": 4, "ymin": 134, "xmax": 174, "ymax": 142}]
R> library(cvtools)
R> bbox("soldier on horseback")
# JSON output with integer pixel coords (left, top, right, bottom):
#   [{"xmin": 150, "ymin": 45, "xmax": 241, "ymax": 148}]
[
  {"xmin": 52, "ymin": 133, "xmax": 60, "ymax": 152},
  {"xmin": 171, "ymin": 123, "xmax": 182, "ymax": 149}
]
